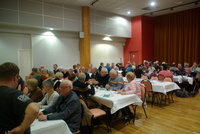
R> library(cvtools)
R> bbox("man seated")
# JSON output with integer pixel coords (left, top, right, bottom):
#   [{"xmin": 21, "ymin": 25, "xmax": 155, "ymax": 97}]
[
  {"xmin": 90, "ymin": 67, "xmax": 100, "ymax": 80},
  {"xmin": 73, "ymin": 73, "xmax": 97, "ymax": 108},
  {"xmin": 105, "ymin": 69, "xmax": 124, "ymax": 90},
  {"xmin": 37, "ymin": 78, "xmax": 59, "ymax": 109},
  {"xmin": 158, "ymin": 64, "xmax": 173, "ymax": 79},
  {"xmin": 174, "ymin": 63, "xmax": 186, "ymax": 75},
  {"xmin": 80, "ymin": 66, "xmax": 90, "ymax": 81},
  {"xmin": 92, "ymin": 68, "xmax": 110, "ymax": 88},
  {"xmin": 0, "ymin": 62, "xmax": 39, "ymax": 134},
  {"xmin": 38, "ymin": 80, "xmax": 82, "ymax": 133}
]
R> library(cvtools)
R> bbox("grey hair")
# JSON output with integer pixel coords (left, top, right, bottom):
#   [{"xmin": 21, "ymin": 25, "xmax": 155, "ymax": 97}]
[
  {"xmin": 101, "ymin": 68, "xmax": 108, "ymax": 74},
  {"xmin": 48, "ymin": 71, "xmax": 54, "ymax": 76},
  {"xmin": 42, "ymin": 78, "xmax": 54, "ymax": 88},
  {"xmin": 110, "ymin": 69, "xmax": 117, "ymax": 75},
  {"xmin": 77, "ymin": 73, "xmax": 86, "ymax": 81},
  {"xmin": 62, "ymin": 80, "xmax": 73, "ymax": 89}
]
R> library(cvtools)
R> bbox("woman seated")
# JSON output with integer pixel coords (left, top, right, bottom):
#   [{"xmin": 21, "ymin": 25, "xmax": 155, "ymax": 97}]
[
  {"xmin": 37, "ymin": 78, "xmax": 59, "ymax": 109},
  {"xmin": 121, "ymin": 72, "xmax": 141, "ymax": 99},
  {"xmin": 26, "ymin": 78, "xmax": 43, "ymax": 102}
]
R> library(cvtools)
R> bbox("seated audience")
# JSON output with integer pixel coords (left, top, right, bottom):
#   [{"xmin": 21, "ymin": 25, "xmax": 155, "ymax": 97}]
[
  {"xmin": 120, "ymin": 72, "xmax": 141, "ymax": 98},
  {"xmin": 80, "ymin": 66, "xmax": 90, "ymax": 81},
  {"xmin": 158, "ymin": 64, "xmax": 173, "ymax": 79},
  {"xmin": 32, "ymin": 68, "xmax": 41, "ymax": 83},
  {"xmin": 53, "ymin": 72, "xmax": 63, "ymax": 93},
  {"xmin": 174, "ymin": 63, "xmax": 186, "ymax": 75},
  {"xmin": 98, "ymin": 62, "xmax": 104, "ymax": 72},
  {"xmin": 87, "ymin": 64, "xmax": 93, "ymax": 73},
  {"xmin": 93, "ymin": 68, "xmax": 110, "ymax": 87},
  {"xmin": 105, "ymin": 69, "xmax": 124, "ymax": 90},
  {"xmin": 26, "ymin": 78, "xmax": 43, "ymax": 102},
  {"xmin": 104, "ymin": 63, "xmax": 111, "ymax": 73},
  {"xmin": 48, "ymin": 71, "xmax": 55, "ymax": 79},
  {"xmin": 62, "ymin": 68, "xmax": 69, "ymax": 79},
  {"xmin": 134, "ymin": 65, "xmax": 143, "ymax": 78},
  {"xmin": 68, "ymin": 74, "xmax": 77, "ymax": 82},
  {"xmin": 125, "ymin": 64, "xmax": 134, "ymax": 73},
  {"xmin": 38, "ymin": 80, "xmax": 82, "ymax": 133},
  {"xmin": 73, "ymin": 73, "xmax": 96, "ymax": 108},
  {"xmin": 37, "ymin": 79, "xmax": 59, "ymax": 109},
  {"xmin": 0, "ymin": 62, "xmax": 39, "ymax": 134},
  {"xmin": 41, "ymin": 69, "xmax": 49, "ymax": 82},
  {"xmin": 90, "ymin": 67, "xmax": 100, "ymax": 80}
]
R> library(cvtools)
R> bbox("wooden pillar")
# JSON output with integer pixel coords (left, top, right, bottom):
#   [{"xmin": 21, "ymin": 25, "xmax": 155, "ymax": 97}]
[{"xmin": 80, "ymin": 6, "xmax": 90, "ymax": 70}]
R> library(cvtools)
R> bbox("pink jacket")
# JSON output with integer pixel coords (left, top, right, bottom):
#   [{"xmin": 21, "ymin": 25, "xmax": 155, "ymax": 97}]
[{"xmin": 123, "ymin": 79, "xmax": 141, "ymax": 99}]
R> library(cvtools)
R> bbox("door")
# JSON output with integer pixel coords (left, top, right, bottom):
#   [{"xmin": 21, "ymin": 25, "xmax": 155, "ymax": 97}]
[
  {"xmin": 129, "ymin": 51, "xmax": 140, "ymax": 64},
  {"xmin": 18, "ymin": 49, "xmax": 32, "ymax": 80}
]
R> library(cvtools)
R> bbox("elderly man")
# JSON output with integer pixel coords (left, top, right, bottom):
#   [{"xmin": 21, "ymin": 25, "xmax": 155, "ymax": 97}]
[
  {"xmin": 38, "ymin": 80, "xmax": 82, "ymax": 133},
  {"xmin": 90, "ymin": 67, "xmax": 100, "ymax": 80},
  {"xmin": 92, "ymin": 68, "xmax": 110, "ymax": 87},
  {"xmin": 80, "ymin": 66, "xmax": 90, "ymax": 81},
  {"xmin": 0, "ymin": 62, "xmax": 39, "ymax": 134},
  {"xmin": 105, "ymin": 69, "xmax": 124, "ymax": 90},
  {"xmin": 73, "ymin": 73, "xmax": 97, "ymax": 108}
]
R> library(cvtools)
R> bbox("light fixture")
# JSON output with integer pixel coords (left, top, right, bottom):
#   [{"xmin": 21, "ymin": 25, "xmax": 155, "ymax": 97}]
[
  {"xmin": 150, "ymin": 2, "xmax": 156, "ymax": 6},
  {"xmin": 50, "ymin": 28, "xmax": 54, "ymax": 30},
  {"xmin": 103, "ymin": 37, "xmax": 112, "ymax": 41},
  {"xmin": 127, "ymin": 11, "xmax": 131, "ymax": 14}
]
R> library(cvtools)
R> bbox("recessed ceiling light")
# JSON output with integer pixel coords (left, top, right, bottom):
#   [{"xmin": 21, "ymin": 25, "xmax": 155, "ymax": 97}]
[
  {"xmin": 127, "ymin": 11, "xmax": 131, "ymax": 14},
  {"xmin": 50, "ymin": 28, "xmax": 54, "ymax": 30},
  {"xmin": 103, "ymin": 37, "xmax": 112, "ymax": 41},
  {"xmin": 150, "ymin": 2, "xmax": 156, "ymax": 6}
]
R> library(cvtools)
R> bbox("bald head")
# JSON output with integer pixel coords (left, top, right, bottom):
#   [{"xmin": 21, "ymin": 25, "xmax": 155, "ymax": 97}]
[{"xmin": 59, "ymin": 80, "xmax": 73, "ymax": 97}]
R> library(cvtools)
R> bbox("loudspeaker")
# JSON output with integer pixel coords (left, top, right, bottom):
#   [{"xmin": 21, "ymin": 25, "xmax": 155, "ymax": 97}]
[{"xmin": 79, "ymin": 32, "xmax": 84, "ymax": 38}]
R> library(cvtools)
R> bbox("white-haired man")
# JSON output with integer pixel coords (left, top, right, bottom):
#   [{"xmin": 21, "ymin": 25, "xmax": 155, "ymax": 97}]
[
  {"xmin": 38, "ymin": 80, "xmax": 82, "ymax": 133},
  {"xmin": 105, "ymin": 69, "xmax": 124, "ymax": 90}
]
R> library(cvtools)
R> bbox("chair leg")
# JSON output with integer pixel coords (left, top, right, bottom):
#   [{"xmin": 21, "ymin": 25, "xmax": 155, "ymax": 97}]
[
  {"xmin": 131, "ymin": 105, "xmax": 137, "ymax": 123},
  {"xmin": 142, "ymin": 106, "xmax": 148, "ymax": 118}
]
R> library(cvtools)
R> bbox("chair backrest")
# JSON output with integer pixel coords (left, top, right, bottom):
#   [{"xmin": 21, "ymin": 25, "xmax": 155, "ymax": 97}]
[
  {"xmin": 163, "ymin": 77, "xmax": 173, "ymax": 82},
  {"xmin": 141, "ymin": 80, "xmax": 153, "ymax": 93},
  {"xmin": 150, "ymin": 76, "xmax": 158, "ymax": 81},
  {"xmin": 140, "ymin": 85, "xmax": 146, "ymax": 103},
  {"xmin": 158, "ymin": 74, "xmax": 165, "ymax": 81},
  {"xmin": 141, "ymin": 75, "xmax": 148, "ymax": 80},
  {"xmin": 197, "ymin": 73, "xmax": 200, "ymax": 81}
]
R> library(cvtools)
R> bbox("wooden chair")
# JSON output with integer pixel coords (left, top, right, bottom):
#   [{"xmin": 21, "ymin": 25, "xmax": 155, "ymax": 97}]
[
  {"xmin": 158, "ymin": 74, "xmax": 165, "ymax": 81},
  {"xmin": 131, "ymin": 84, "xmax": 148, "ymax": 123},
  {"xmin": 163, "ymin": 77, "xmax": 173, "ymax": 104},
  {"xmin": 141, "ymin": 80, "xmax": 157, "ymax": 107},
  {"xmin": 79, "ymin": 95, "xmax": 109, "ymax": 133},
  {"xmin": 150, "ymin": 76, "xmax": 158, "ymax": 81}
]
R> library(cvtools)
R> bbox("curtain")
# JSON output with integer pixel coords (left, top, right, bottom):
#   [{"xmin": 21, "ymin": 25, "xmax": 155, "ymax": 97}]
[{"xmin": 154, "ymin": 7, "xmax": 200, "ymax": 65}]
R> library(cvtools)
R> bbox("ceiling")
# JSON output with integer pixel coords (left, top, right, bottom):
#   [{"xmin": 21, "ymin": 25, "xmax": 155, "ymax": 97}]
[{"xmin": 40, "ymin": 0, "xmax": 200, "ymax": 17}]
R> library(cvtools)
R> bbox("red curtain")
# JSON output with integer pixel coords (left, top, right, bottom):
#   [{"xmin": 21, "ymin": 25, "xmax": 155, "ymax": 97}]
[{"xmin": 154, "ymin": 7, "xmax": 200, "ymax": 65}]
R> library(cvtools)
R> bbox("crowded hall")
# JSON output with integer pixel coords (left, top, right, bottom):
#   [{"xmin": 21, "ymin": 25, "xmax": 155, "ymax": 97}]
[{"xmin": 0, "ymin": 0, "xmax": 200, "ymax": 134}]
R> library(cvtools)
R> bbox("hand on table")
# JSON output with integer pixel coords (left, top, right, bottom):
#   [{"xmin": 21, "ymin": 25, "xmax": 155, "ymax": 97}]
[{"xmin": 38, "ymin": 114, "xmax": 47, "ymax": 121}]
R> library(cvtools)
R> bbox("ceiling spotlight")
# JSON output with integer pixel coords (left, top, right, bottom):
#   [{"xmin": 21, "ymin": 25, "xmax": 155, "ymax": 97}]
[
  {"xmin": 150, "ymin": 2, "xmax": 156, "ymax": 6},
  {"xmin": 127, "ymin": 11, "xmax": 131, "ymax": 14},
  {"xmin": 50, "ymin": 28, "xmax": 54, "ymax": 30}
]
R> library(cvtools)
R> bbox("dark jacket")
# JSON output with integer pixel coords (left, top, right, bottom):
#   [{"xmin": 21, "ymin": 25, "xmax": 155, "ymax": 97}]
[{"xmin": 43, "ymin": 91, "xmax": 82, "ymax": 133}]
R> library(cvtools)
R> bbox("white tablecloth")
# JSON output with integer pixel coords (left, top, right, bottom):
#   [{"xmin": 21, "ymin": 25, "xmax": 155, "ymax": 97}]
[
  {"xmin": 136, "ymin": 79, "xmax": 180, "ymax": 94},
  {"xmin": 173, "ymin": 76, "xmax": 193, "ymax": 85},
  {"xmin": 90, "ymin": 90, "xmax": 142, "ymax": 114},
  {"xmin": 31, "ymin": 119, "xmax": 72, "ymax": 134}
]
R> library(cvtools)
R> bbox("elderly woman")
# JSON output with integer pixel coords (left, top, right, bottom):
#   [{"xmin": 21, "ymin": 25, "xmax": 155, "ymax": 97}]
[
  {"xmin": 121, "ymin": 72, "xmax": 141, "ymax": 99},
  {"xmin": 37, "ymin": 79, "xmax": 59, "ymax": 109},
  {"xmin": 26, "ymin": 78, "xmax": 43, "ymax": 102}
]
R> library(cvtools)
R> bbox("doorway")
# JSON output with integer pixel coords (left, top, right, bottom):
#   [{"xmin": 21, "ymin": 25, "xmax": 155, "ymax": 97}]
[{"xmin": 18, "ymin": 49, "xmax": 32, "ymax": 80}]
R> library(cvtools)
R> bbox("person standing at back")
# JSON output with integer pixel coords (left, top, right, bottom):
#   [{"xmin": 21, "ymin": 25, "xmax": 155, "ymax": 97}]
[{"xmin": 0, "ymin": 62, "xmax": 39, "ymax": 134}]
